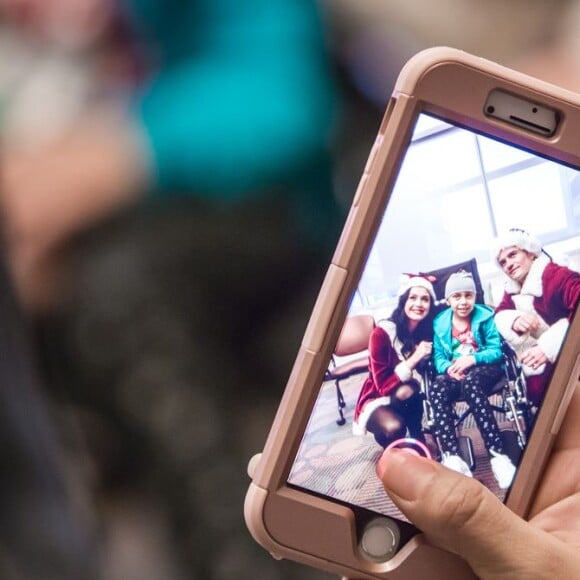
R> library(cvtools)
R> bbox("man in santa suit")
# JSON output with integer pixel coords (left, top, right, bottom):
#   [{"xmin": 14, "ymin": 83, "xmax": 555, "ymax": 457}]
[{"xmin": 492, "ymin": 229, "xmax": 580, "ymax": 406}]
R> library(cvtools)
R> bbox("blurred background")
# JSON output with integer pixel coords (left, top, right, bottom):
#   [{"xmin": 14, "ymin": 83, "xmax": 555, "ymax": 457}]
[{"xmin": 1, "ymin": 0, "xmax": 580, "ymax": 578}]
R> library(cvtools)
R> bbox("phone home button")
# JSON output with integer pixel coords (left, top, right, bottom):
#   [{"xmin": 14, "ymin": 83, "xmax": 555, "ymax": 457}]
[{"xmin": 360, "ymin": 518, "xmax": 399, "ymax": 561}]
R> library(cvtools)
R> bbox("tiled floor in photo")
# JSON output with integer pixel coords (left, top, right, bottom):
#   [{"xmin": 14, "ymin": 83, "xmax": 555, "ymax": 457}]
[{"xmin": 289, "ymin": 373, "xmax": 516, "ymax": 521}]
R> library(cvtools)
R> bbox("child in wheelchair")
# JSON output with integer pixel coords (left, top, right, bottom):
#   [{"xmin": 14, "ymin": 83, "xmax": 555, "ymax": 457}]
[{"xmin": 430, "ymin": 272, "xmax": 517, "ymax": 489}]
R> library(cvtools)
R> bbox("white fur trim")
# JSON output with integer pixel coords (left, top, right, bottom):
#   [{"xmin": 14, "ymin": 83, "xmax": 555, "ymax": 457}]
[
  {"xmin": 537, "ymin": 318, "xmax": 569, "ymax": 363},
  {"xmin": 394, "ymin": 361, "xmax": 412, "ymax": 383},
  {"xmin": 397, "ymin": 275, "xmax": 436, "ymax": 301},
  {"xmin": 512, "ymin": 294, "xmax": 535, "ymax": 314},
  {"xmin": 495, "ymin": 310, "xmax": 526, "ymax": 345},
  {"xmin": 494, "ymin": 323, "xmax": 545, "ymax": 375},
  {"xmin": 511, "ymin": 295, "xmax": 550, "ymax": 336},
  {"xmin": 352, "ymin": 396, "xmax": 391, "ymax": 435}
]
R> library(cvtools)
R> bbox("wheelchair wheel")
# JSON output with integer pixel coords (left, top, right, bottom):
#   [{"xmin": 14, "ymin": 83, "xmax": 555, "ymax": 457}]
[{"xmin": 458, "ymin": 435, "xmax": 475, "ymax": 471}]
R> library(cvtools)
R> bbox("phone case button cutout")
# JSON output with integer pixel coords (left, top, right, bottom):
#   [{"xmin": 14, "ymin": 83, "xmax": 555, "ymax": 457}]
[
  {"xmin": 352, "ymin": 174, "xmax": 368, "ymax": 208},
  {"xmin": 302, "ymin": 264, "xmax": 348, "ymax": 353},
  {"xmin": 363, "ymin": 133, "xmax": 384, "ymax": 176}
]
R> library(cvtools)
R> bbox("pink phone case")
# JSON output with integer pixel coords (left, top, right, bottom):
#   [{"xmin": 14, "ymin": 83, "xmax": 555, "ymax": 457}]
[{"xmin": 245, "ymin": 47, "xmax": 580, "ymax": 579}]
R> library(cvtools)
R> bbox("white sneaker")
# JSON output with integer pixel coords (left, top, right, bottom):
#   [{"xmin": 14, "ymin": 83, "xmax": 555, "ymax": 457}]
[
  {"xmin": 441, "ymin": 453, "xmax": 473, "ymax": 478},
  {"xmin": 490, "ymin": 450, "xmax": 516, "ymax": 489}
]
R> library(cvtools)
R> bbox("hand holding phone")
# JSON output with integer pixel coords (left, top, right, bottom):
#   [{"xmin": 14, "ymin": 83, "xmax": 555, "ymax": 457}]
[
  {"xmin": 376, "ymin": 380, "xmax": 580, "ymax": 579},
  {"xmin": 245, "ymin": 47, "xmax": 580, "ymax": 579}
]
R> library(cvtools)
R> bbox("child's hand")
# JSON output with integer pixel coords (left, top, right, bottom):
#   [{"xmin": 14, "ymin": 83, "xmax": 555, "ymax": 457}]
[
  {"xmin": 446, "ymin": 366, "xmax": 464, "ymax": 381},
  {"xmin": 447, "ymin": 355, "xmax": 475, "ymax": 380}
]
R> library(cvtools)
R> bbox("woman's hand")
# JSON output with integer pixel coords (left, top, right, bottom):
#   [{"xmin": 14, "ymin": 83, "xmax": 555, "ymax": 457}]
[
  {"xmin": 377, "ymin": 385, "xmax": 580, "ymax": 579},
  {"xmin": 407, "ymin": 341, "xmax": 432, "ymax": 369}
]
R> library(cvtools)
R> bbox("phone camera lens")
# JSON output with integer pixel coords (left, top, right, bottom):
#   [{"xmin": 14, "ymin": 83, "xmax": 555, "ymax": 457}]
[
  {"xmin": 486, "ymin": 105, "xmax": 495, "ymax": 114},
  {"xmin": 532, "ymin": 107, "xmax": 538, "ymax": 113}
]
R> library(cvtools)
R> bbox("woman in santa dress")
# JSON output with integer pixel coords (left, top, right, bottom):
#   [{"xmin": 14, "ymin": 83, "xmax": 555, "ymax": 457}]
[{"xmin": 353, "ymin": 275, "xmax": 435, "ymax": 448}]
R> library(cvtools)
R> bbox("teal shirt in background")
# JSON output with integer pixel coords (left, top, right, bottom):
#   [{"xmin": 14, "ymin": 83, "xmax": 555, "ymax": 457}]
[{"xmin": 121, "ymin": 0, "xmax": 341, "ymax": 242}]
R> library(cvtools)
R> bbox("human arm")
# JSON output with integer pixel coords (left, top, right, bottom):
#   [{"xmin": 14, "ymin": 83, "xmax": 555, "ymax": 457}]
[
  {"xmin": 520, "ymin": 345, "xmax": 549, "ymax": 370},
  {"xmin": 432, "ymin": 327, "xmax": 452, "ymax": 375},
  {"xmin": 0, "ymin": 108, "xmax": 149, "ymax": 310},
  {"xmin": 494, "ymin": 292, "xmax": 535, "ymax": 338},
  {"xmin": 405, "ymin": 341, "xmax": 433, "ymax": 370},
  {"xmin": 529, "ymin": 267, "xmax": 580, "ymax": 362},
  {"xmin": 0, "ymin": 0, "xmax": 336, "ymax": 310},
  {"xmin": 447, "ymin": 355, "xmax": 476, "ymax": 380},
  {"xmin": 376, "ymin": 384, "xmax": 580, "ymax": 579},
  {"xmin": 473, "ymin": 314, "xmax": 503, "ymax": 366},
  {"xmin": 367, "ymin": 327, "xmax": 408, "ymax": 398},
  {"xmin": 557, "ymin": 267, "xmax": 580, "ymax": 313}
]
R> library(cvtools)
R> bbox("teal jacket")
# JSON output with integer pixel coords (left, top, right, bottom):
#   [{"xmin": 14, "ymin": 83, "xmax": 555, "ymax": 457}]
[
  {"xmin": 122, "ymin": 0, "xmax": 340, "ymax": 242},
  {"xmin": 433, "ymin": 304, "xmax": 503, "ymax": 375}
]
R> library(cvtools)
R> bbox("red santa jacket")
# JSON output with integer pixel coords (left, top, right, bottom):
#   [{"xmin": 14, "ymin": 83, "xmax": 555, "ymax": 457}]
[
  {"xmin": 352, "ymin": 323, "xmax": 417, "ymax": 435},
  {"xmin": 495, "ymin": 255, "xmax": 580, "ymax": 363}
]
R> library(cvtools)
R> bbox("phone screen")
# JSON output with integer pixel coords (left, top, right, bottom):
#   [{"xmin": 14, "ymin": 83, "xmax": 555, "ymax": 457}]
[{"xmin": 287, "ymin": 112, "xmax": 580, "ymax": 524}]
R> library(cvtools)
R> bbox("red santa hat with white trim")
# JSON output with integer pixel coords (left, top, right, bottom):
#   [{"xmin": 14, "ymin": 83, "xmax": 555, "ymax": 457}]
[{"xmin": 397, "ymin": 273, "xmax": 436, "ymax": 301}]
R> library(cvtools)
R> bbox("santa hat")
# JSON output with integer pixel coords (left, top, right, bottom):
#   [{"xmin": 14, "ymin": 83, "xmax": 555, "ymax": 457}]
[
  {"xmin": 397, "ymin": 273, "xmax": 436, "ymax": 301},
  {"xmin": 491, "ymin": 228, "xmax": 542, "ymax": 266}
]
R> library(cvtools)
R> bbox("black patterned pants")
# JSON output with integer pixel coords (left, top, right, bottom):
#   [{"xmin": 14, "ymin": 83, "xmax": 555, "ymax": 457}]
[{"xmin": 430, "ymin": 364, "xmax": 504, "ymax": 456}]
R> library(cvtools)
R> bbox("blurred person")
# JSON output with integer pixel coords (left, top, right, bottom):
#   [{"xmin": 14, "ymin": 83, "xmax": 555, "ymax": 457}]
[
  {"xmin": 0, "ymin": 0, "xmax": 340, "ymax": 310},
  {"xmin": 0, "ymin": 257, "xmax": 98, "ymax": 580},
  {"xmin": 0, "ymin": 0, "xmax": 342, "ymax": 578}
]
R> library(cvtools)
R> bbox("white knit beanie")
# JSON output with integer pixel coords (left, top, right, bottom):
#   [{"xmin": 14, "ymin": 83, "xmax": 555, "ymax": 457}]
[{"xmin": 444, "ymin": 272, "xmax": 476, "ymax": 299}]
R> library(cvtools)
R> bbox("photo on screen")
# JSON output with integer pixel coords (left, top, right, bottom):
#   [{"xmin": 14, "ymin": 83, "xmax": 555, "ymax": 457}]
[{"xmin": 288, "ymin": 113, "xmax": 580, "ymax": 522}]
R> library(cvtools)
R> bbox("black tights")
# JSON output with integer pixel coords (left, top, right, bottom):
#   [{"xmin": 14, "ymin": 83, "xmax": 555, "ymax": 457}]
[{"xmin": 366, "ymin": 385, "xmax": 424, "ymax": 448}]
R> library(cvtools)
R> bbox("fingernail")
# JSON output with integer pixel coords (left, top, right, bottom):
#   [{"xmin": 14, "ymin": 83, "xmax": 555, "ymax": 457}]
[{"xmin": 377, "ymin": 449, "xmax": 438, "ymax": 501}]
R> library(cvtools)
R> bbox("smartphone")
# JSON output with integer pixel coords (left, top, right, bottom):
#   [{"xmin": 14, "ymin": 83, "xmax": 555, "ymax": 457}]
[{"xmin": 245, "ymin": 47, "xmax": 580, "ymax": 579}]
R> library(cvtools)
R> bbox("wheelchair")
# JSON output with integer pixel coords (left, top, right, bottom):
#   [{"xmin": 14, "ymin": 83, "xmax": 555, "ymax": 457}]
[
  {"xmin": 420, "ymin": 341, "xmax": 533, "ymax": 469},
  {"xmin": 418, "ymin": 258, "xmax": 534, "ymax": 469}
]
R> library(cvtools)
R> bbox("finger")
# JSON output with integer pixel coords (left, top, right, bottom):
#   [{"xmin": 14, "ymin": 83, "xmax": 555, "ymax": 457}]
[
  {"xmin": 530, "ymin": 385, "xmax": 580, "ymax": 515},
  {"xmin": 377, "ymin": 450, "xmax": 561, "ymax": 578}
]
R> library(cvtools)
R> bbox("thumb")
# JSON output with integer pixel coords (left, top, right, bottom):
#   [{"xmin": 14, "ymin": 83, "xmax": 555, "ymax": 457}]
[{"xmin": 377, "ymin": 449, "xmax": 549, "ymax": 578}]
